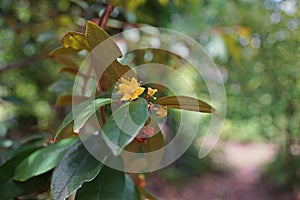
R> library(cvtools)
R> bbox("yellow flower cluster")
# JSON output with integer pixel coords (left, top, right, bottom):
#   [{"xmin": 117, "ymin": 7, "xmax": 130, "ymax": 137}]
[
  {"xmin": 147, "ymin": 87, "xmax": 157, "ymax": 100},
  {"xmin": 116, "ymin": 77, "xmax": 167, "ymax": 118},
  {"xmin": 116, "ymin": 77, "xmax": 145, "ymax": 101}
]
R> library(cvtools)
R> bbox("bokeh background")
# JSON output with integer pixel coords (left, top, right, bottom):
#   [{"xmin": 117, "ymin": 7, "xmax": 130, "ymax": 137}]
[{"xmin": 0, "ymin": 0, "xmax": 299, "ymax": 199}]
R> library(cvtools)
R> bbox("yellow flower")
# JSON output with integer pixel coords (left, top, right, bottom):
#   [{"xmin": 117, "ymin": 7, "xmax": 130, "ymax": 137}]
[
  {"xmin": 116, "ymin": 77, "xmax": 145, "ymax": 101},
  {"xmin": 147, "ymin": 87, "xmax": 158, "ymax": 100}
]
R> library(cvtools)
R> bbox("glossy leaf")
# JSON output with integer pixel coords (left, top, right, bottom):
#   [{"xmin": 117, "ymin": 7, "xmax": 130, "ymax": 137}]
[
  {"xmin": 156, "ymin": 96, "xmax": 215, "ymax": 113},
  {"xmin": 84, "ymin": 21, "xmax": 131, "ymax": 90},
  {"xmin": 124, "ymin": 138, "xmax": 142, "ymax": 153},
  {"xmin": 55, "ymin": 95, "xmax": 73, "ymax": 106},
  {"xmin": 58, "ymin": 67, "xmax": 79, "ymax": 75},
  {"xmin": 55, "ymin": 95, "xmax": 88, "ymax": 107},
  {"xmin": 0, "ymin": 96, "xmax": 24, "ymax": 105},
  {"xmin": 84, "ymin": 21, "xmax": 134, "ymax": 91},
  {"xmin": 102, "ymin": 98, "xmax": 149, "ymax": 156},
  {"xmin": 75, "ymin": 166, "xmax": 125, "ymax": 200},
  {"xmin": 141, "ymin": 132, "xmax": 164, "ymax": 169},
  {"xmin": 61, "ymin": 32, "xmax": 90, "ymax": 51},
  {"xmin": 85, "ymin": 21, "xmax": 112, "ymax": 50},
  {"xmin": 49, "ymin": 80, "xmax": 74, "ymax": 94},
  {"xmin": 100, "ymin": 60, "xmax": 134, "ymax": 91},
  {"xmin": 50, "ymin": 46, "xmax": 78, "ymax": 56},
  {"xmin": 0, "ymin": 142, "xmax": 43, "ymax": 183},
  {"xmin": 0, "ymin": 123, "xmax": 8, "ymax": 137},
  {"xmin": 73, "ymin": 98, "xmax": 112, "ymax": 132},
  {"xmin": 76, "ymin": 167, "xmax": 140, "ymax": 200},
  {"xmin": 55, "ymin": 122, "xmax": 77, "ymax": 141},
  {"xmin": 50, "ymin": 47, "xmax": 79, "ymax": 69},
  {"xmin": 14, "ymin": 133, "xmax": 51, "ymax": 144},
  {"xmin": 51, "ymin": 140, "xmax": 104, "ymax": 200},
  {"xmin": 141, "ymin": 132, "xmax": 164, "ymax": 153},
  {"xmin": 55, "ymin": 110, "xmax": 76, "ymax": 141},
  {"xmin": 0, "ymin": 141, "xmax": 49, "ymax": 199},
  {"xmin": 0, "ymin": 134, "xmax": 51, "ymax": 162},
  {"xmin": 0, "ymin": 172, "xmax": 51, "ymax": 199},
  {"xmin": 124, "ymin": 119, "xmax": 164, "ymax": 154},
  {"xmin": 55, "ymin": 98, "xmax": 112, "ymax": 141},
  {"xmin": 125, "ymin": 174, "xmax": 141, "ymax": 200},
  {"xmin": 134, "ymin": 49, "xmax": 181, "ymax": 66},
  {"xmin": 14, "ymin": 138, "xmax": 77, "ymax": 181},
  {"xmin": 0, "ymin": 139, "xmax": 13, "ymax": 148}
]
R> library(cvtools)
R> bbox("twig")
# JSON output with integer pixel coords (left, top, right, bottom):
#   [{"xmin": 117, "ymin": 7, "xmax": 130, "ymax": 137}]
[
  {"xmin": 97, "ymin": 3, "xmax": 115, "ymax": 123},
  {"xmin": 0, "ymin": 52, "xmax": 47, "ymax": 73},
  {"xmin": 99, "ymin": 4, "xmax": 115, "ymax": 28}
]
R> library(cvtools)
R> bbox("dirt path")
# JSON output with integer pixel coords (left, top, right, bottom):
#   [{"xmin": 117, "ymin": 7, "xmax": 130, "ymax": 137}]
[{"xmin": 147, "ymin": 142, "xmax": 296, "ymax": 200}]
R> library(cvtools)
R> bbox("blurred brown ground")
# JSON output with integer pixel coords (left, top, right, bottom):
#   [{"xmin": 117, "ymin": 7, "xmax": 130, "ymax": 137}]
[{"xmin": 147, "ymin": 142, "xmax": 297, "ymax": 200}]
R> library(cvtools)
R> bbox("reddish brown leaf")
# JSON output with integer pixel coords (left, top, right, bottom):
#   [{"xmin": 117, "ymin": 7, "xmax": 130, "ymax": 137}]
[
  {"xmin": 55, "ymin": 95, "xmax": 89, "ymax": 107},
  {"xmin": 100, "ymin": 60, "xmax": 135, "ymax": 91},
  {"xmin": 156, "ymin": 96, "xmax": 215, "ymax": 113},
  {"xmin": 58, "ymin": 67, "xmax": 78, "ymax": 75}
]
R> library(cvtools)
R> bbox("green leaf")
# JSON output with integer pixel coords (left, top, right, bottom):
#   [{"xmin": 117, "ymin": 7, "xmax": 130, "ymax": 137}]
[
  {"xmin": 55, "ymin": 98, "xmax": 112, "ymax": 141},
  {"xmin": 76, "ymin": 167, "xmax": 141, "ymax": 200},
  {"xmin": 61, "ymin": 32, "xmax": 90, "ymax": 51},
  {"xmin": 0, "ymin": 96, "xmax": 24, "ymax": 105},
  {"xmin": 0, "ymin": 172, "xmax": 51, "ymax": 199},
  {"xmin": 0, "ymin": 140, "xmax": 50, "ymax": 199},
  {"xmin": 76, "ymin": 166, "xmax": 125, "ymax": 200},
  {"xmin": 0, "ymin": 141, "xmax": 46, "ymax": 182},
  {"xmin": 0, "ymin": 139, "xmax": 13, "ymax": 148},
  {"xmin": 156, "ymin": 96, "xmax": 215, "ymax": 113},
  {"xmin": 73, "ymin": 98, "xmax": 112, "ymax": 133},
  {"xmin": 125, "ymin": 175, "xmax": 141, "ymax": 200},
  {"xmin": 51, "ymin": 140, "xmax": 104, "ymax": 200},
  {"xmin": 85, "ymin": 21, "xmax": 113, "ymax": 50},
  {"xmin": 49, "ymin": 80, "xmax": 74, "ymax": 94},
  {"xmin": 12, "ymin": 133, "xmax": 51, "ymax": 145},
  {"xmin": 14, "ymin": 138, "xmax": 77, "ymax": 182},
  {"xmin": 102, "ymin": 98, "xmax": 149, "ymax": 156},
  {"xmin": 0, "ymin": 122, "xmax": 8, "ymax": 138},
  {"xmin": 0, "ymin": 134, "xmax": 51, "ymax": 163}
]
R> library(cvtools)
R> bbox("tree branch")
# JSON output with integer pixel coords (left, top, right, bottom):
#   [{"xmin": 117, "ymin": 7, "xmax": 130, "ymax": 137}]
[
  {"xmin": 0, "ymin": 52, "xmax": 47, "ymax": 73},
  {"xmin": 97, "ymin": 3, "xmax": 115, "ymax": 124},
  {"xmin": 99, "ymin": 4, "xmax": 115, "ymax": 28}
]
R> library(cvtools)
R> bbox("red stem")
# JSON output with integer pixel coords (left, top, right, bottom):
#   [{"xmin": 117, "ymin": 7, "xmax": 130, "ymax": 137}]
[
  {"xmin": 97, "ymin": 3, "xmax": 115, "ymax": 124},
  {"xmin": 99, "ymin": 4, "xmax": 115, "ymax": 29}
]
